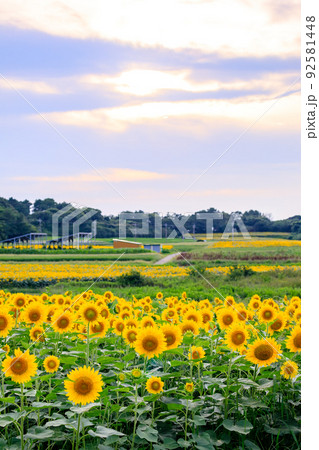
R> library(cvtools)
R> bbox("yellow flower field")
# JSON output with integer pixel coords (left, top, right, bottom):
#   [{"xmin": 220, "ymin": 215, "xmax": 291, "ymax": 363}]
[
  {"xmin": 209, "ymin": 239, "xmax": 301, "ymax": 248},
  {"xmin": 0, "ymin": 262, "xmax": 300, "ymax": 283},
  {"xmin": 0, "ymin": 290, "xmax": 301, "ymax": 449}
]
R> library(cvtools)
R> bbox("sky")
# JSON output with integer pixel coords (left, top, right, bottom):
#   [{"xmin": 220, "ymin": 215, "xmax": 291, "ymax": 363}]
[{"xmin": 0, "ymin": 0, "xmax": 300, "ymax": 220}]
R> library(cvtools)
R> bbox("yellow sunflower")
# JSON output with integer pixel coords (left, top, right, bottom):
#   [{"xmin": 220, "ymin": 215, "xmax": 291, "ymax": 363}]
[
  {"xmin": 112, "ymin": 318, "xmax": 126, "ymax": 335},
  {"xmin": 156, "ymin": 292, "xmax": 164, "ymax": 300},
  {"xmin": 237, "ymin": 307, "xmax": 248, "ymax": 322},
  {"xmin": 224, "ymin": 296, "xmax": 235, "ymax": 307},
  {"xmin": 217, "ymin": 308, "xmax": 237, "ymax": 330},
  {"xmin": 79, "ymin": 302, "xmax": 101, "ymax": 325},
  {"xmin": 179, "ymin": 320, "xmax": 199, "ymax": 336},
  {"xmin": 54, "ymin": 296, "xmax": 65, "ymax": 307},
  {"xmin": 123, "ymin": 327, "xmax": 138, "ymax": 347},
  {"xmin": 134, "ymin": 327, "xmax": 166, "ymax": 358},
  {"xmin": 29, "ymin": 325, "xmax": 45, "ymax": 342},
  {"xmin": 183, "ymin": 310, "xmax": 203, "ymax": 328},
  {"xmin": 280, "ymin": 360, "xmax": 298, "ymax": 379},
  {"xmin": 140, "ymin": 316, "xmax": 156, "ymax": 328},
  {"xmin": 225, "ymin": 324, "xmax": 249, "ymax": 352},
  {"xmin": 125, "ymin": 318, "xmax": 138, "ymax": 328},
  {"xmin": 104, "ymin": 291, "xmax": 114, "ymax": 301},
  {"xmin": 12, "ymin": 293, "xmax": 27, "ymax": 309},
  {"xmin": 162, "ymin": 308, "xmax": 179, "ymax": 323},
  {"xmin": 185, "ymin": 382, "xmax": 194, "ymax": 393},
  {"xmin": 285, "ymin": 325, "xmax": 301, "ymax": 352},
  {"xmin": 246, "ymin": 337, "xmax": 281, "ymax": 367},
  {"xmin": 200, "ymin": 309, "xmax": 214, "ymax": 325},
  {"xmin": 43, "ymin": 355, "xmax": 60, "ymax": 373},
  {"xmin": 100, "ymin": 306, "xmax": 111, "ymax": 319},
  {"xmin": 2, "ymin": 348, "xmax": 38, "ymax": 384},
  {"xmin": 161, "ymin": 324, "xmax": 183, "ymax": 350},
  {"xmin": 51, "ymin": 310, "xmax": 74, "ymax": 334},
  {"xmin": 21, "ymin": 302, "xmax": 47, "ymax": 325},
  {"xmin": 2, "ymin": 344, "xmax": 10, "ymax": 354},
  {"xmin": 258, "ymin": 305, "xmax": 277, "ymax": 324},
  {"xmin": 64, "ymin": 366, "xmax": 103, "ymax": 405},
  {"xmin": 293, "ymin": 308, "xmax": 301, "ymax": 323},
  {"xmin": 188, "ymin": 346, "xmax": 205, "ymax": 362},
  {"xmin": 146, "ymin": 376, "xmax": 164, "ymax": 394},
  {"xmin": 0, "ymin": 310, "xmax": 14, "ymax": 338},
  {"xmin": 268, "ymin": 312, "xmax": 288, "ymax": 335},
  {"xmin": 89, "ymin": 319, "xmax": 109, "ymax": 338}
]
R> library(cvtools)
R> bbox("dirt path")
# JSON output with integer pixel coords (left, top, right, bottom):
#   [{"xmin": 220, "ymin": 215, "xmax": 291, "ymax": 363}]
[{"xmin": 154, "ymin": 252, "xmax": 180, "ymax": 265}]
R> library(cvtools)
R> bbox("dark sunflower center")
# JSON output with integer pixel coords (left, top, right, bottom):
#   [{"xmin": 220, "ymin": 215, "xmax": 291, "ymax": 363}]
[
  {"xmin": 238, "ymin": 311, "xmax": 247, "ymax": 320},
  {"xmin": 203, "ymin": 314, "xmax": 210, "ymax": 323},
  {"xmin": 193, "ymin": 351, "xmax": 200, "ymax": 359},
  {"xmin": 254, "ymin": 344, "xmax": 274, "ymax": 361},
  {"xmin": 168, "ymin": 311, "xmax": 174, "ymax": 317},
  {"xmin": 117, "ymin": 323, "xmax": 124, "ymax": 332},
  {"xmin": 11, "ymin": 357, "xmax": 28, "ymax": 375},
  {"xmin": 0, "ymin": 316, "xmax": 8, "ymax": 330},
  {"xmin": 293, "ymin": 333, "xmax": 301, "ymax": 349},
  {"xmin": 188, "ymin": 315, "xmax": 197, "ymax": 322},
  {"xmin": 96, "ymin": 323, "xmax": 104, "ymax": 332},
  {"xmin": 48, "ymin": 360, "xmax": 57, "ymax": 369},
  {"xmin": 85, "ymin": 308, "xmax": 98, "ymax": 321},
  {"xmin": 128, "ymin": 332, "xmax": 136, "ymax": 342},
  {"xmin": 263, "ymin": 311, "xmax": 272, "ymax": 320},
  {"xmin": 232, "ymin": 331, "xmax": 245, "ymax": 345},
  {"xmin": 30, "ymin": 312, "xmax": 40, "ymax": 321},
  {"xmin": 143, "ymin": 338, "xmax": 157, "ymax": 351},
  {"xmin": 74, "ymin": 377, "xmax": 93, "ymax": 395},
  {"xmin": 253, "ymin": 302, "xmax": 259, "ymax": 309},
  {"xmin": 271, "ymin": 320, "xmax": 282, "ymax": 331},
  {"xmin": 58, "ymin": 317, "xmax": 69, "ymax": 329},
  {"xmin": 17, "ymin": 299, "xmax": 25, "ymax": 307},
  {"xmin": 101, "ymin": 310, "xmax": 108, "ymax": 318},
  {"xmin": 285, "ymin": 365, "xmax": 294, "ymax": 374},
  {"xmin": 166, "ymin": 333, "xmax": 175, "ymax": 345},
  {"xmin": 151, "ymin": 381, "xmax": 160, "ymax": 390},
  {"xmin": 223, "ymin": 315, "xmax": 233, "ymax": 325}
]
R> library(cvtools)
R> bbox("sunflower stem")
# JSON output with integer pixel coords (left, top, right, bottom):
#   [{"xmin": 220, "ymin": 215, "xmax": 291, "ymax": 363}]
[
  {"xmin": 131, "ymin": 384, "xmax": 138, "ymax": 450},
  {"xmin": 86, "ymin": 323, "xmax": 90, "ymax": 366},
  {"xmin": 224, "ymin": 356, "xmax": 232, "ymax": 420},
  {"xmin": 20, "ymin": 384, "xmax": 25, "ymax": 450},
  {"xmin": 75, "ymin": 413, "xmax": 82, "ymax": 450},
  {"xmin": 184, "ymin": 398, "xmax": 189, "ymax": 441}
]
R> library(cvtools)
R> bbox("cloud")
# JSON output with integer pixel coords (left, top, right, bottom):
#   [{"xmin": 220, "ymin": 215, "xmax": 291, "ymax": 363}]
[
  {"xmin": 39, "ymin": 91, "xmax": 300, "ymax": 134},
  {"xmin": 82, "ymin": 69, "xmax": 300, "ymax": 97},
  {"xmin": 12, "ymin": 167, "xmax": 171, "ymax": 183},
  {"xmin": 0, "ymin": 0, "xmax": 300, "ymax": 58},
  {"xmin": 0, "ymin": 77, "xmax": 58, "ymax": 94}
]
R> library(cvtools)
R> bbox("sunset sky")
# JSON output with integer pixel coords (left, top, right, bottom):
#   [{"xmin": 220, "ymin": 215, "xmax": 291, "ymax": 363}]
[{"xmin": 0, "ymin": 0, "xmax": 300, "ymax": 219}]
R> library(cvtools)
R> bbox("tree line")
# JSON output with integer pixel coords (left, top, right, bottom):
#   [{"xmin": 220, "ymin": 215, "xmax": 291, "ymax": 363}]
[{"xmin": 0, "ymin": 197, "xmax": 301, "ymax": 241}]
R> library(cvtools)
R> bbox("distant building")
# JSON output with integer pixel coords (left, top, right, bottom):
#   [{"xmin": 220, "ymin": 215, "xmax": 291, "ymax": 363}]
[
  {"xmin": 143, "ymin": 244, "xmax": 162, "ymax": 253},
  {"xmin": 113, "ymin": 239, "xmax": 143, "ymax": 249},
  {"xmin": 113, "ymin": 239, "xmax": 162, "ymax": 253}
]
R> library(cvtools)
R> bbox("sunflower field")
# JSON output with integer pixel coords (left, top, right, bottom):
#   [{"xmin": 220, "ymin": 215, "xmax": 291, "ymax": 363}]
[{"xmin": 0, "ymin": 290, "xmax": 301, "ymax": 449}]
